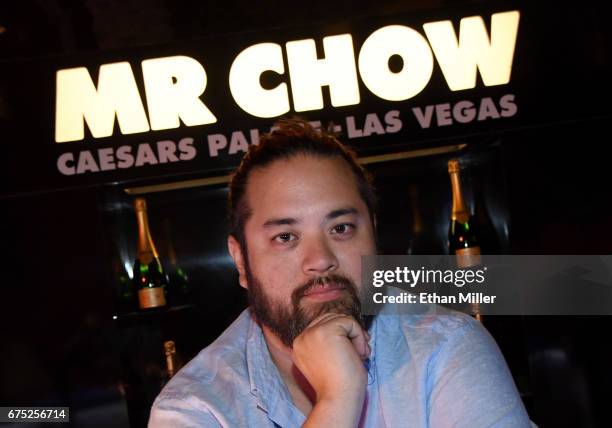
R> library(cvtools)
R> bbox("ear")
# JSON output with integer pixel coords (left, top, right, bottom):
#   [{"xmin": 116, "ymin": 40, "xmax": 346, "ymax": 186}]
[{"xmin": 227, "ymin": 235, "xmax": 248, "ymax": 289}]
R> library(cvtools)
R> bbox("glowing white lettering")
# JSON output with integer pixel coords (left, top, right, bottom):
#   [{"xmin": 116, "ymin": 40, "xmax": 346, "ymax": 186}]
[
  {"xmin": 423, "ymin": 11, "xmax": 520, "ymax": 90},
  {"xmin": 229, "ymin": 43, "xmax": 289, "ymax": 118},
  {"xmin": 358, "ymin": 25, "xmax": 434, "ymax": 101},
  {"xmin": 55, "ymin": 62, "xmax": 150, "ymax": 143},
  {"xmin": 142, "ymin": 56, "xmax": 217, "ymax": 131},
  {"xmin": 286, "ymin": 34, "xmax": 360, "ymax": 112}
]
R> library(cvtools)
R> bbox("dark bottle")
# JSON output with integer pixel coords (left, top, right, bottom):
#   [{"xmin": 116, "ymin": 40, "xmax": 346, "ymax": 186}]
[
  {"xmin": 472, "ymin": 165, "xmax": 503, "ymax": 254},
  {"xmin": 406, "ymin": 185, "xmax": 425, "ymax": 255},
  {"xmin": 163, "ymin": 219, "xmax": 191, "ymax": 306},
  {"xmin": 448, "ymin": 159, "xmax": 482, "ymax": 320},
  {"xmin": 113, "ymin": 250, "xmax": 135, "ymax": 313},
  {"xmin": 406, "ymin": 186, "xmax": 443, "ymax": 254},
  {"xmin": 133, "ymin": 198, "xmax": 167, "ymax": 310}
]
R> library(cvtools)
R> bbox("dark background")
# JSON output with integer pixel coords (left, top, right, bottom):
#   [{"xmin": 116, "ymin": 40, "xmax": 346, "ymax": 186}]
[{"xmin": 1, "ymin": 1, "xmax": 611, "ymax": 427}]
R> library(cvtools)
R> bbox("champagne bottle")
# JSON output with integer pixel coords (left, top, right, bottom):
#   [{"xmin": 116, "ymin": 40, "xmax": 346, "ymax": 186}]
[
  {"xmin": 448, "ymin": 159, "xmax": 481, "ymax": 265},
  {"xmin": 164, "ymin": 340, "xmax": 182, "ymax": 381},
  {"xmin": 406, "ymin": 185, "xmax": 447, "ymax": 255},
  {"xmin": 133, "ymin": 198, "xmax": 167, "ymax": 309},
  {"xmin": 472, "ymin": 165, "xmax": 502, "ymax": 254},
  {"xmin": 163, "ymin": 219, "xmax": 191, "ymax": 306},
  {"xmin": 406, "ymin": 185, "xmax": 424, "ymax": 255},
  {"xmin": 113, "ymin": 251, "xmax": 135, "ymax": 313},
  {"xmin": 448, "ymin": 159, "xmax": 482, "ymax": 321}
]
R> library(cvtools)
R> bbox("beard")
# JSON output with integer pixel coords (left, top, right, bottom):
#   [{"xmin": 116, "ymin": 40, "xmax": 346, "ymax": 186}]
[{"xmin": 246, "ymin": 265, "xmax": 366, "ymax": 348}]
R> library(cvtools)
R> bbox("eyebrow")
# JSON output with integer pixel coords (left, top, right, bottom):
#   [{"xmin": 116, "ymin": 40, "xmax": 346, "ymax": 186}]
[
  {"xmin": 326, "ymin": 207, "xmax": 358, "ymax": 220},
  {"xmin": 262, "ymin": 207, "xmax": 358, "ymax": 228},
  {"xmin": 263, "ymin": 217, "xmax": 298, "ymax": 228}
]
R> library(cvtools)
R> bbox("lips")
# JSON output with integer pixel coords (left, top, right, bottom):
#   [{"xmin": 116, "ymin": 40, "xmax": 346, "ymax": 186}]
[{"xmin": 303, "ymin": 281, "xmax": 346, "ymax": 296}]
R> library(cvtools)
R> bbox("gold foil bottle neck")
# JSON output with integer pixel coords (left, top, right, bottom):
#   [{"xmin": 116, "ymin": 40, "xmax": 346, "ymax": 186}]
[
  {"xmin": 164, "ymin": 340, "xmax": 176, "ymax": 355},
  {"xmin": 448, "ymin": 159, "xmax": 460, "ymax": 174},
  {"xmin": 134, "ymin": 197, "xmax": 147, "ymax": 212},
  {"xmin": 134, "ymin": 197, "xmax": 159, "ymax": 261},
  {"xmin": 164, "ymin": 340, "xmax": 178, "ymax": 379},
  {"xmin": 448, "ymin": 158, "xmax": 469, "ymax": 222}
]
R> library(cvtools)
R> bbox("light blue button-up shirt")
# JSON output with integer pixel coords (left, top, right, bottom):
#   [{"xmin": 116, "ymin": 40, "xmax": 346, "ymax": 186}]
[{"xmin": 149, "ymin": 306, "xmax": 531, "ymax": 427}]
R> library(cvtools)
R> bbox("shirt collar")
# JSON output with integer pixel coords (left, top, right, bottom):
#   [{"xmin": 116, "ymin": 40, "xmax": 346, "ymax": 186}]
[
  {"xmin": 245, "ymin": 313, "xmax": 306, "ymax": 426},
  {"xmin": 365, "ymin": 315, "xmax": 378, "ymax": 385}
]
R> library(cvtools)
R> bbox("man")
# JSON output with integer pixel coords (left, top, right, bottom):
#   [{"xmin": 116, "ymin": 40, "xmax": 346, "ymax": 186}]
[{"xmin": 149, "ymin": 119, "xmax": 531, "ymax": 427}]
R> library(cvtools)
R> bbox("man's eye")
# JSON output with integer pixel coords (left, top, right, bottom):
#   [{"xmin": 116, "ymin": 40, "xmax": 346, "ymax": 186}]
[
  {"xmin": 273, "ymin": 233, "xmax": 296, "ymax": 243},
  {"xmin": 331, "ymin": 223, "xmax": 355, "ymax": 234}
]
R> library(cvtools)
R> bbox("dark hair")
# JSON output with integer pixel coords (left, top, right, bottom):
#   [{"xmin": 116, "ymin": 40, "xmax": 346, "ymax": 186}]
[{"xmin": 228, "ymin": 118, "xmax": 377, "ymax": 250}]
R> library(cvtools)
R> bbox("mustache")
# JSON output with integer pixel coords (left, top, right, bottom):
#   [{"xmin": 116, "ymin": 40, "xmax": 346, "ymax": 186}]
[{"xmin": 291, "ymin": 274, "xmax": 358, "ymax": 307}]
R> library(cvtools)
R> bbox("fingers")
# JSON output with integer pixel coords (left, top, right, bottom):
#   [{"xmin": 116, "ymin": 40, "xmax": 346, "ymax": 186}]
[
  {"xmin": 345, "ymin": 319, "xmax": 370, "ymax": 359},
  {"xmin": 303, "ymin": 313, "xmax": 371, "ymax": 359}
]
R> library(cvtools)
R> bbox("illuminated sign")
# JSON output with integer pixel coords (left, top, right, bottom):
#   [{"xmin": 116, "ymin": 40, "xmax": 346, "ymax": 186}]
[{"xmin": 54, "ymin": 10, "xmax": 520, "ymax": 143}]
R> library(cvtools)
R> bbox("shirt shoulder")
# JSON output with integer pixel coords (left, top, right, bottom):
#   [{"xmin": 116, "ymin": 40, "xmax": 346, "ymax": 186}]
[
  {"xmin": 375, "ymin": 304, "xmax": 479, "ymax": 355},
  {"xmin": 373, "ymin": 307, "xmax": 531, "ymax": 427}
]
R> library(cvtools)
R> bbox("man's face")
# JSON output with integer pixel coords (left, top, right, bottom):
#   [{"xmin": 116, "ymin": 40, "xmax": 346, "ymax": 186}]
[{"xmin": 230, "ymin": 154, "xmax": 376, "ymax": 347}]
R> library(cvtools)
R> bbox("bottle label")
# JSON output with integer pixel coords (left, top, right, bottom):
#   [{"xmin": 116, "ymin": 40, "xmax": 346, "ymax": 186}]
[
  {"xmin": 138, "ymin": 287, "xmax": 166, "ymax": 308},
  {"xmin": 456, "ymin": 247, "xmax": 482, "ymax": 268}
]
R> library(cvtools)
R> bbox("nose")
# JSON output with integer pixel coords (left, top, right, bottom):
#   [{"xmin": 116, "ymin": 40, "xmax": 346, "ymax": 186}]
[{"xmin": 301, "ymin": 234, "xmax": 339, "ymax": 276}]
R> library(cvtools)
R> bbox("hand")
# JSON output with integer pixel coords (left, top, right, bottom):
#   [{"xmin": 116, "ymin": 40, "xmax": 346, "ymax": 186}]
[{"xmin": 292, "ymin": 313, "xmax": 371, "ymax": 404}]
